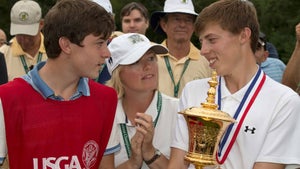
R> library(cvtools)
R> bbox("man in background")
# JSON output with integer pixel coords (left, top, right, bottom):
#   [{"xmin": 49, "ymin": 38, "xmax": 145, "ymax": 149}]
[
  {"xmin": 150, "ymin": 0, "xmax": 212, "ymax": 98},
  {"xmin": 0, "ymin": 0, "xmax": 47, "ymax": 81},
  {"xmin": 254, "ymin": 32, "xmax": 286, "ymax": 83}
]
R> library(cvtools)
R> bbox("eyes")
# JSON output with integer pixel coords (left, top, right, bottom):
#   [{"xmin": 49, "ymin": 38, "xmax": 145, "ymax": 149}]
[
  {"xmin": 132, "ymin": 54, "xmax": 157, "ymax": 65},
  {"xmin": 168, "ymin": 15, "xmax": 194, "ymax": 24},
  {"xmin": 95, "ymin": 40, "xmax": 108, "ymax": 47}
]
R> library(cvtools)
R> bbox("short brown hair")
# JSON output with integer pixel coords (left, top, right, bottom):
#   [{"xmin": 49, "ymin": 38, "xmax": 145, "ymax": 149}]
[
  {"xmin": 120, "ymin": 2, "xmax": 149, "ymax": 22},
  {"xmin": 43, "ymin": 0, "xmax": 115, "ymax": 58},
  {"xmin": 195, "ymin": 0, "xmax": 259, "ymax": 53}
]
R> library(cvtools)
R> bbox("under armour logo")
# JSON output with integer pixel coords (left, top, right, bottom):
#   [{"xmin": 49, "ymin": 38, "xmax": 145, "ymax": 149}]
[
  {"xmin": 244, "ymin": 126, "xmax": 256, "ymax": 134},
  {"xmin": 108, "ymin": 57, "xmax": 113, "ymax": 65}
]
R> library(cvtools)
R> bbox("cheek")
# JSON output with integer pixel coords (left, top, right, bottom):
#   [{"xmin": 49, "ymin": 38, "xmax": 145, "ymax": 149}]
[{"xmin": 120, "ymin": 69, "xmax": 140, "ymax": 83}]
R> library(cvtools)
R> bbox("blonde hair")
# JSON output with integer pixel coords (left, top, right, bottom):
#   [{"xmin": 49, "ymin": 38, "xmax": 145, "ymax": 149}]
[{"xmin": 106, "ymin": 66, "xmax": 125, "ymax": 99}]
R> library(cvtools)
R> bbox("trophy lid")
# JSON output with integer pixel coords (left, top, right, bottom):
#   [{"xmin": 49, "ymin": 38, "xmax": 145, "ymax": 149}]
[{"xmin": 180, "ymin": 71, "xmax": 235, "ymax": 123}]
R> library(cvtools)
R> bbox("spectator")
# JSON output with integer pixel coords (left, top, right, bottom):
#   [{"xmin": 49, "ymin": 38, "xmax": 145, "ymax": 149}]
[
  {"xmin": 150, "ymin": 0, "xmax": 212, "ymax": 98},
  {"xmin": 255, "ymin": 32, "xmax": 286, "ymax": 83},
  {"xmin": 101, "ymin": 33, "xmax": 179, "ymax": 169},
  {"xmin": 121, "ymin": 2, "xmax": 149, "ymax": 35},
  {"xmin": 0, "ymin": 0, "xmax": 47, "ymax": 81},
  {"xmin": 168, "ymin": 0, "xmax": 300, "ymax": 169},
  {"xmin": 97, "ymin": 2, "xmax": 150, "ymax": 84},
  {"xmin": 0, "ymin": 29, "xmax": 7, "ymax": 47},
  {"xmin": 282, "ymin": 22, "xmax": 300, "ymax": 95},
  {"xmin": 0, "ymin": 0, "xmax": 117, "ymax": 168},
  {"xmin": 266, "ymin": 42, "xmax": 279, "ymax": 59}
]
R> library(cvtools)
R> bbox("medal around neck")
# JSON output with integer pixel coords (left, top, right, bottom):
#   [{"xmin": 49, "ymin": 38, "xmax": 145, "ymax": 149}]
[{"xmin": 179, "ymin": 70, "xmax": 235, "ymax": 169}]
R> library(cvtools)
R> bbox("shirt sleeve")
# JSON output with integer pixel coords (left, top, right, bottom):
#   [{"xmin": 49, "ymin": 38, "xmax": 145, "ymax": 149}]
[{"xmin": 103, "ymin": 118, "xmax": 120, "ymax": 155}]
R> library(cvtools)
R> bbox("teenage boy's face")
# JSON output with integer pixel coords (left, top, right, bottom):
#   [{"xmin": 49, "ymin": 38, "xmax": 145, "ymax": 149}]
[
  {"xmin": 198, "ymin": 23, "xmax": 243, "ymax": 76},
  {"xmin": 70, "ymin": 34, "xmax": 110, "ymax": 79}
]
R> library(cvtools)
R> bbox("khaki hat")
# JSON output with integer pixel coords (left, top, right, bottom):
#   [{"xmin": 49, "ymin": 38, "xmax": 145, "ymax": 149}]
[{"xmin": 10, "ymin": 0, "xmax": 42, "ymax": 36}]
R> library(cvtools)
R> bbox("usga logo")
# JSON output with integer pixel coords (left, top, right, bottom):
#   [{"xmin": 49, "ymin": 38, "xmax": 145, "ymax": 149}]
[
  {"xmin": 32, "ymin": 140, "xmax": 99, "ymax": 169},
  {"xmin": 33, "ymin": 156, "xmax": 82, "ymax": 169}
]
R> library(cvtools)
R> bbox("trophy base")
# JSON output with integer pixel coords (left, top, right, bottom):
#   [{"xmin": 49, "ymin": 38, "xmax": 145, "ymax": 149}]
[{"xmin": 185, "ymin": 152, "xmax": 216, "ymax": 169}]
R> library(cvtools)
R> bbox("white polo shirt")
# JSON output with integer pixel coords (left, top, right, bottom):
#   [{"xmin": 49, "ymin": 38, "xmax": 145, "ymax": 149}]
[
  {"xmin": 172, "ymin": 70, "xmax": 300, "ymax": 169},
  {"xmin": 106, "ymin": 91, "xmax": 179, "ymax": 169}
]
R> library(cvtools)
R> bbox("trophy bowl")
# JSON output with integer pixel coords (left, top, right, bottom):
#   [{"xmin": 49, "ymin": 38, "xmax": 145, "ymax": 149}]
[{"xmin": 179, "ymin": 71, "xmax": 235, "ymax": 169}]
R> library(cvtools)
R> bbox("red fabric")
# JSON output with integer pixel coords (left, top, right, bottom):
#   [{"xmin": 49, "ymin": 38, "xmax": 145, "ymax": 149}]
[{"xmin": 0, "ymin": 78, "xmax": 117, "ymax": 169}]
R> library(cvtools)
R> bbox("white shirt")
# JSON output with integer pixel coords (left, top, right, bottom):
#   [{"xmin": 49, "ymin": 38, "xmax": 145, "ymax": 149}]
[
  {"xmin": 172, "ymin": 70, "xmax": 300, "ymax": 169},
  {"xmin": 106, "ymin": 91, "xmax": 179, "ymax": 168}
]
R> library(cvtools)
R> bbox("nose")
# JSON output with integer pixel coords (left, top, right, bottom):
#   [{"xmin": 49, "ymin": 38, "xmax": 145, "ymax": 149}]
[
  {"xmin": 129, "ymin": 20, "xmax": 135, "ymax": 27},
  {"xmin": 102, "ymin": 45, "xmax": 111, "ymax": 59},
  {"xmin": 200, "ymin": 41, "xmax": 210, "ymax": 56}
]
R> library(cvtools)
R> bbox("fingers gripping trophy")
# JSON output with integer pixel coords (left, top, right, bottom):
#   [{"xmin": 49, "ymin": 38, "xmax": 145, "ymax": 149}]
[{"xmin": 179, "ymin": 71, "xmax": 235, "ymax": 169}]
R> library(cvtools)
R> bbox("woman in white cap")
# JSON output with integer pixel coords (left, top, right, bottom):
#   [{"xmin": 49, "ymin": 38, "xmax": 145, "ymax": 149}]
[{"xmin": 100, "ymin": 33, "xmax": 179, "ymax": 169}]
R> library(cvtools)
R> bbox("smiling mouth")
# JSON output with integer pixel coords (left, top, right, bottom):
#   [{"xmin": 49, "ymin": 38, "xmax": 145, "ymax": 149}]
[
  {"xmin": 209, "ymin": 58, "xmax": 217, "ymax": 64},
  {"xmin": 142, "ymin": 74, "xmax": 154, "ymax": 80}
]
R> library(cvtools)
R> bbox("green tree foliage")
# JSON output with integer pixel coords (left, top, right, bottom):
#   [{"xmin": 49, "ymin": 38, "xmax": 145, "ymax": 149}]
[{"xmin": 1, "ymin": 0, "xmax": 299, "ymax": 63}]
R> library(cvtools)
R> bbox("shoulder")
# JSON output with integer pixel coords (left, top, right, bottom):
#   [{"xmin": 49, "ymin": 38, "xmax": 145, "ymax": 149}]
[
  {"xmin": 88, "ymin": 80, "xmax": 117, "ymax": 98},
  {"xmin": 266, "ymin": 58, "xmax": 286, "ymax": 66},
  {"xmin": 263, "ymin": 77, "xmax": 299, "ymax": 100},
  {"xmin": 161, "ymin": 92, "xmax": 179, "ymax": 104}
]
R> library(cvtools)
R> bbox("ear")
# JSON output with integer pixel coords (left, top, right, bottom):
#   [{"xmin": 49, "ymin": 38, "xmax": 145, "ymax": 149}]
[
  {"xmin": 39, "ymin": 19, "xmax": 44, "ymax": 31},
  {"xmin": 262, "ymin": 50, "xmax": 269, "ymax": 62},
  {"xmin": 59, "ymin": 37, "xmax": 72, "ymax": 54},
  {"xmin": 159, "ymin": 19, "xmax": 167, "ymax": 33},
  {"xmin": 240, "ymin": 27, "xmax": 251, "ymax": 44}
]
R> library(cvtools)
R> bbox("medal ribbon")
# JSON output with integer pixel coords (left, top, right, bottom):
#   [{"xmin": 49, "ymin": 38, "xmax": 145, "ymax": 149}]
[{"xmin": 216, "ymin": 68, "xmax": 266, "ymax": 164}]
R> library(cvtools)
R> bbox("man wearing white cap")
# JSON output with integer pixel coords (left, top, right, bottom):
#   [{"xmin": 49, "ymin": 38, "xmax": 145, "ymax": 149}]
[
  {"xmin": 0, "ymin": 0, "xmax": 47, "ymax": 81},
  {"xmin": 150, "ymin": 0, "xmax": 212, "ymax": 98}
]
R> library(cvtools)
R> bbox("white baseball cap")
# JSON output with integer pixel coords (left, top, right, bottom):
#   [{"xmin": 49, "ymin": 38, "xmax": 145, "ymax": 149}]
[
  {"xmin": 151, "ymin": 0, "xmax": 198, "ymax": 34},
  {"xmin": 10, "ymin": 0, "xmax": 42, "ymax": 36},
  {"xmin": 92, "ymin": 0, "xmax": 113, "ymax": 14},
  {"xmin": 106, "ymin": 33, "xmax": 168, "ymax": 75}
]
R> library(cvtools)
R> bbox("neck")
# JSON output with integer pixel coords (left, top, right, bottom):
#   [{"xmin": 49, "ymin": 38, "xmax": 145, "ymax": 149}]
[
  {"xmin": 224, "ymin": 65, "xmax": 259, "ymax": 94},
  {"xmin": 122, "ymin": 91, "xmax": 155, "ymax": 124},
  {"xmin": 39, "ymin": 59, "xmax": 80, "ymax": 101},
  {"xmin": 166, "ymin": 39, "xmax": 190, "ymax": 60}
]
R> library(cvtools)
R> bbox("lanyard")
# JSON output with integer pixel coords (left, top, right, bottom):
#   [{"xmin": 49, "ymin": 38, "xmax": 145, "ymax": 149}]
[
  {"xmin": 216, "ymin": 68, "xmax": 266, "ymax": 164},
  {"xmin": 20, "ymin": 52, "xmax": 43, "ymax": 73},
  {"xmin": 164, "ymin": 56, "xmax": 190, "ymax": 97},
  {"xmin": 120, "ymin": 91, "xmax": 162, "ymax": 158}
]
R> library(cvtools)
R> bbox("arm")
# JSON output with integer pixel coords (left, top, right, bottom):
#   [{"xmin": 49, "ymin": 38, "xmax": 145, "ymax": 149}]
[
  {"xmin": 253, "ymin": 162, "xmax": 285, "ymax": 169},
  {"xmin": 167, "ymin": 147, "xmax": 189, "ymax": 169},
  {"xmin": 282, "ymin": 23, "xmax": 300, "ymax": 91},
  {"xmin": 99, "ymin": 154, "xmax": 115, "ymax": 169}
]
